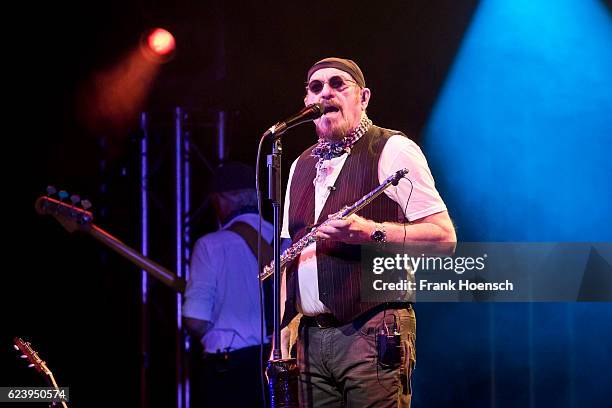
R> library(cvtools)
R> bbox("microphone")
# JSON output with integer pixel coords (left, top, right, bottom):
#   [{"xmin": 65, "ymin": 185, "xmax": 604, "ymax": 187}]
[{"xmin": 264, "ymin": 103, "xmax": 324, "ymax": 138}]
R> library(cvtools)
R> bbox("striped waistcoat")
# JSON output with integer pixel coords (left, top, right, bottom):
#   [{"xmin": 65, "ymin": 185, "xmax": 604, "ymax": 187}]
[{"xmin": 282, "ymin": 125, "xmax": 406, "ymax": 327}]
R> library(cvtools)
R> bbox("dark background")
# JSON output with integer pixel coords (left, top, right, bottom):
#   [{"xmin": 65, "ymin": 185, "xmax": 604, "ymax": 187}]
[{"xmin": 3, "ymin": 1, "xmax": 611, "ymax": 407}]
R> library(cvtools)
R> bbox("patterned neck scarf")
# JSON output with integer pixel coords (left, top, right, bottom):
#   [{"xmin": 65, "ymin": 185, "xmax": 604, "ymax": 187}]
[{"xmin": 310, "ymin": 113, "xmax": 373, "ymax": 161}]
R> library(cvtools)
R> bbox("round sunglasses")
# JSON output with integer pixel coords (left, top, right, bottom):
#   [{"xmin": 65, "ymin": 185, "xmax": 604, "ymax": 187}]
[{"xmin": 306, "ymin": 76, "xmax": 359, "ymax": 94}]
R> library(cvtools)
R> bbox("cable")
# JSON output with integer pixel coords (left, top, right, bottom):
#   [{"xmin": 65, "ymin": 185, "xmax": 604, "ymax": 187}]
[
  {"xmin": 255, "ymin": 133, "xmax": 268, "ymax": 407},
  {"xmin": 402, "ymin": 177, "xmax": 414, "ymax": 306},
  {"xmin": 402, "ymin": 176, "xmax": 414, "ymax": 251}
]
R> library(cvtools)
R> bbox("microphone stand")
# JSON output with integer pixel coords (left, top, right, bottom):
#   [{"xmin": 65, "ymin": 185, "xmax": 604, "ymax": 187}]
[{"xmin": 266, "ymin": 136, "xmax": 299, "ymax": 407}]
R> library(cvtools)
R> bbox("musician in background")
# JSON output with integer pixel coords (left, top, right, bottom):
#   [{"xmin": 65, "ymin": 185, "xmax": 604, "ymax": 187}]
[
  {"xmin": 183, "ymin": 161, "xmax": 272, "ymax": 407},
  {"xmin": 278, "ymin": 57, "xmax": 456, "ymax": 407}
]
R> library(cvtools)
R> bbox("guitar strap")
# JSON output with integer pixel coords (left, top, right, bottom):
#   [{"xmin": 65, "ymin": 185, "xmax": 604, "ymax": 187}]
[{"xmin": 227, "ymin": 221, "xmax": 274, "ymax": 335}]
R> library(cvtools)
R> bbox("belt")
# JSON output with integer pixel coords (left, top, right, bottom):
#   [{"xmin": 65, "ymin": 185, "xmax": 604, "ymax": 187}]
[
  {"xmin": 302, "ymin": 303, "xmax": 412, "ymax": 329},
  {"xmin": 301, "ymin": 313, "xmax": 340, "ymax": 328}
]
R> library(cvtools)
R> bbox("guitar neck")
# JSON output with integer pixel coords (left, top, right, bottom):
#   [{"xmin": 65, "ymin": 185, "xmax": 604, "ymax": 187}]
[
  {"xmin": 45, "ymin": 370, "xmax": 68, "ymax": 408},
  {"xmin": 87, "ymin": 225, "xmax": 185, "ymax": 293},
  {"xmin": 13, "ymin": 338, "xmax": 68, "ymax": 408}
]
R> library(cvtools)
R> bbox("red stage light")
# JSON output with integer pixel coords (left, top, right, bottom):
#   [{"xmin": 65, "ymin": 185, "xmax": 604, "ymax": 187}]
[{"xmin": 146, "ymin": 28, "xmax": 175, "ymax": 56}]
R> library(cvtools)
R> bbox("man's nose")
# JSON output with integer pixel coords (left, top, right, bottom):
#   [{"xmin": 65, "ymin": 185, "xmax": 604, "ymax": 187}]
[{"xmin": 320, "ymin": 83, "xmax": 335, "ymax": 99}]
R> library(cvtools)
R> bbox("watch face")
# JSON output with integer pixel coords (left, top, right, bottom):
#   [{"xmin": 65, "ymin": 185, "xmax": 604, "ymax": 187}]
[{"xmin": 371, "ymin": 230, "xmax": 385, "ymax": 242}]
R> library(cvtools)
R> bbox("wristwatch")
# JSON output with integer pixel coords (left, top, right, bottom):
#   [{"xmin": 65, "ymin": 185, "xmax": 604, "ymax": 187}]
[{"xmin": 370, "ymin": 223, "xmax": 387, "ymax": 243}]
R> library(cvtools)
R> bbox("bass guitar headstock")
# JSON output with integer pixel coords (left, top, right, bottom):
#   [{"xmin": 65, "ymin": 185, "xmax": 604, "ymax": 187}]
[{"xmin": 35, "ymin": 186, "xmax": 93, "ymax": 233}]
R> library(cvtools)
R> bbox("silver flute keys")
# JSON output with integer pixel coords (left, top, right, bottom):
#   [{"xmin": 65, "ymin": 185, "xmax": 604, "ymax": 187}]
[{"xmin": 259, "ymin": 168, "xmax": 408, "ymax": 281}]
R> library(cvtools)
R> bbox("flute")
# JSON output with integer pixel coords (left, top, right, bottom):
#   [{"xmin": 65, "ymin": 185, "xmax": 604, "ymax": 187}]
[{"xmin": 259, "ymin": 168, "xmax": 408, "ymax": 281}]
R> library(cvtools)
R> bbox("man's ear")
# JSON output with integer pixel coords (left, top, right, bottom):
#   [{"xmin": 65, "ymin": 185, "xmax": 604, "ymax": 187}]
[{"xmin": 361, "ymin": 88, "xmax": 371, "ymax": 108}]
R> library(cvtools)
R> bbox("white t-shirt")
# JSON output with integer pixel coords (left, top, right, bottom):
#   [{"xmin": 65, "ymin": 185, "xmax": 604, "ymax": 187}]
[
  {"xmin": 183, "ymin": 213, "xmax": 273, "ymax": 352},
  {"xmin": 281, "ymin": 135, "xmax": 447, "ymax": 315}
]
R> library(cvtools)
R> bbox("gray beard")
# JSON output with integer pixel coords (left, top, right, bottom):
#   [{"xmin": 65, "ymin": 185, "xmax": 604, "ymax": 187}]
[{"xmin": 315, "ymin": 120, "xmax": 350, "ymax": 141}]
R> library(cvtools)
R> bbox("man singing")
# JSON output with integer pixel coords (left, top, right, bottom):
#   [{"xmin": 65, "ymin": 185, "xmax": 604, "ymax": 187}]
[{"xmin": 278, "ymin": 57, "xmax": 456, "ymax": 407}]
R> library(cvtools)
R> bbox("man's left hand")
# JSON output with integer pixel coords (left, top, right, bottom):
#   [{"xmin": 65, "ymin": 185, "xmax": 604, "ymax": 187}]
[{"xmin": 316, "ymin": 214, "xmax": 375, "ymax": 244}]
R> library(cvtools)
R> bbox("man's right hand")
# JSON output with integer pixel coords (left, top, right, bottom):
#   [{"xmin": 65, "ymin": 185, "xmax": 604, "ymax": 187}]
[
  {"xmin": 266, "ymin": 317, "xmax": 299, "ymax": 383},
  {"xmin": 269, "ymin": 314, "xmax": 301, "ymax": 361}
]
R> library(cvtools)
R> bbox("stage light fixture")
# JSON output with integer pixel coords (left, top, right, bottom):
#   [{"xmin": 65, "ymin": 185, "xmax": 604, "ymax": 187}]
[
  {"xmin": 140, "ymin": 27, "xmax": 176, "ymax": 62},
  {"xmin": 148, "ymin": 28, "xmax": 175, "ymax": 55}
]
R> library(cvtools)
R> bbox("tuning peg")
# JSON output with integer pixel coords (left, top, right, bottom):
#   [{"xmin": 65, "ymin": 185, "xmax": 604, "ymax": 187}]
[
  {"xmin": 46, "ymin": 186, "xmax": 57, "ymax": 196},
  {"xmin": 21, "ymin": 355, "xmax": 28, "ymax": 358},
  {"xmin": 13, "ymin": 344, "xmax": 19, "ymax": 351},
  {"xmin": 81, "ymin": 199, "xmax": 92, "ymax": 209},
  {"xmin": 58, "ymin": 191, "xmax": 69, "ymax": 201},
  {"xmin": 28, "ymin": 363, "xmax": 35, "ymax": 368},
  {"xmin": 70, "ymin": 194, "xmax": 81, "ymax": 205}
]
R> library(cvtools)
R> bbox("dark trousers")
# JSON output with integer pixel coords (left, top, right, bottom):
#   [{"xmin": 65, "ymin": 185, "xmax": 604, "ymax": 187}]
[
  {"xmin": 297, "ymin": 307, "xmax": 416, "ymax": 408},
  {"xmin": 191, "ymin": 344, "xmax": 270, "ymax": 408}
]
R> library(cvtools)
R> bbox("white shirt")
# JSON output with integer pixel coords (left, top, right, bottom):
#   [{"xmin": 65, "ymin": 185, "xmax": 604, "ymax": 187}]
[
  {"xmin": 183, "ymin": 213, "xmax": 273, "ymax": 353},
  {"xmin": 281, "ymin": 135, "xmax": 447, "ymax": 315}
]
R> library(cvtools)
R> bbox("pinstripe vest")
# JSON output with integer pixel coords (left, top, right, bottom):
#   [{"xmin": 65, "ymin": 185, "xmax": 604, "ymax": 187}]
[{"xmin": 282, "ymin": 125, "xmax": 407, "ymax": 327}]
